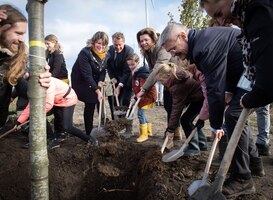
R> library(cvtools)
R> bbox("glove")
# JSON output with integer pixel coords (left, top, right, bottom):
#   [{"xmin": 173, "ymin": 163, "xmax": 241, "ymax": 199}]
[{"xmin": 195, "ymin": 119, "xmax": 204, "ymax": 129}]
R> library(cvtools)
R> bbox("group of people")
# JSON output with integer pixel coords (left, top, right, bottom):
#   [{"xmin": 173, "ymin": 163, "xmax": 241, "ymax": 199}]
[
  {"xmin": 1, "ymin": 1, "xmax": 273, "ymax": 199},
  {"xmin": 157, "ymin": 0, "xmax": 273, "ymax": 198}
]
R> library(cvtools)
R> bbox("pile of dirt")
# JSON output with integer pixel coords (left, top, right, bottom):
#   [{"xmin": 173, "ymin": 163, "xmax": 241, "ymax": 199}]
[{"xmin": 0, "ymin": 105, "xmax": 273, "ymax": 200}]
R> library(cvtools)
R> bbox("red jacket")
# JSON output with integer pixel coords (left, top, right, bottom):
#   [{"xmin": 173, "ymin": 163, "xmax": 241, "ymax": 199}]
[{"xmin": 132, "ymin": 66, "xmax": 157, "ymax": 108}]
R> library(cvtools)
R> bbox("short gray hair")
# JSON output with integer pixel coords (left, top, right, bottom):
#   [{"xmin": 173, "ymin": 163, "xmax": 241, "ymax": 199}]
[{"xmin": 158, "ymin": 22, "xmax": 188, "ymax": 47}]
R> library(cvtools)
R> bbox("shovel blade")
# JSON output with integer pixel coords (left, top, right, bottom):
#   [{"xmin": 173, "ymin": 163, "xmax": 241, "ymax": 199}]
[
  {"xmin": 188, "ymin": 180, "xmax": 209, "ymax": 196},
  {"xmin": 189, "ymin": 181, "xmax": 226, "ymax": 200},
  {"xmin": 90, "ymin": 127, "xmax": 108, "ymax": 139},
  {"xmin": 162, "ymin": 149, "xmax": 185, "ymax": 162}
]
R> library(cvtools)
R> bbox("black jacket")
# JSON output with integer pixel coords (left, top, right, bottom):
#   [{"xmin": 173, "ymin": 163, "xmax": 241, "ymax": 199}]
[
  {"xmin": 188, "ymin": 27, "xmax": 244, "ymax": 130},
  {"xmin": 0, "ymin": 51, "xmax": 28, "ymax": 127},
  {"xmin": 234, "ymin": 0, "xmax": 273, "ymax": 107},
  {"xmin": 107, "ymin": 44, "xmax": 134, "ymax": 88},
  {"xmin": 46, "ymin": 50, "xmax": 68, "ymax": 79},
  {"xmin": 71, "ymin": 47, "xmax": 109, "ymax": 104}
]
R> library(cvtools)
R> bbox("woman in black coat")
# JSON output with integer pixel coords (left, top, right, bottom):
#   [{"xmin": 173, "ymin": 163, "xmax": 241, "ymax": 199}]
[{"xmin": 71, "ymin": 31, "xmax": 110, "ymax": 135}]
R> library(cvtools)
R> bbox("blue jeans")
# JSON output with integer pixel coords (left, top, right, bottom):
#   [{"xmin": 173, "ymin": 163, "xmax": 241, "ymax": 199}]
[
  {"xmin": 256, "ymin": 104, "xmax": 270, "ymax": 145},
  {"xmin": 137, "ymin": 108, "xmax": 149, "ymax": 124},
  {"xmin": 155, "ymin": 81, "xmax": 164, "ymax": 102}
]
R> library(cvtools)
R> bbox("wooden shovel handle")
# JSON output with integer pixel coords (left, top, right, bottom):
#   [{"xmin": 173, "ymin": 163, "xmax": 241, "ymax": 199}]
[
  {"xmin": 0, "ymin": 120, "xmax": 29, "ymax": 139},
  {"xmin": 202, "ymin": 137, "xmax": 219, "ymax": 180},
  {"xmin": 179, "ymin": 126, "xmax": 197, "ymax": 151},
  {"xmin": 126, "ymin": 99, "xmax": 135, "ymax": 118},
  {"xmin": 112, "ymin": 83, "xmax": 120, "ymax": 107},
  {"xmin": 98, "ymin": 87, "xmax": 104, "ymax": 129},
  {"xmin": 161, "ymin": 136, "xmax": 169, "ymax": 154},
  {"xmin": 217, "ymin": 108, "xmax": 252, "ymax": 178},
  {"xmin": 128, "ymin": 98, "xmax": 141, "ymax": 119}
]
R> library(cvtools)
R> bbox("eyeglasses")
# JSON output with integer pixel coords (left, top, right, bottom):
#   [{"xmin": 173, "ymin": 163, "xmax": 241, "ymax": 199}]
[{"xmin": 168, "ymin": 34, "xmax": 180, "ymax": 57}]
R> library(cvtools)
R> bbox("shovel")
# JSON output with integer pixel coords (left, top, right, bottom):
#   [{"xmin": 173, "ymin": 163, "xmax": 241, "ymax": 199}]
[
  {"xmin": 189, "ymin": 108, "xmax": 251, "ymax": 200},
  {"xmin": 160, "ymin": 136, "xmax": 169, "ymax": 154},
  {"xmin": 90, "ymin": 87, "xmax": 107, "ymax": 139},
  {"xmin": 127, "ymin": 98, "xmax": 141, "ymax": 120},
  {"xmin": 188, "ymin": 137, "xmax": 219, "ymax": 196},
  {"xmin": 112, "ymin": 83, "xmax": 120, "ymax": 106},
  {"xmin": 162, "ymin": 127, "xmax": 197, "ymax": 162},
  {"xmin": 125, "ymin": 99, "xmax": 135, "ymax": 118},
  {"xmin": 0, "ymin": 120, "xmax": 29, "ymax": 139}
]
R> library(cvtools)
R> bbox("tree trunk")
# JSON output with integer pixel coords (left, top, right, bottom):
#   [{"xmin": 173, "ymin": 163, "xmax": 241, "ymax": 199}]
[{"xmin": 27, "ymin": 1, "xmax": 49, "ymax": 199}]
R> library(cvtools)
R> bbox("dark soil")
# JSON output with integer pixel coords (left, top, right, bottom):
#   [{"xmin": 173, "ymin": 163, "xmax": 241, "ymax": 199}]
[{"xmin": 0, "ymin": 103, "xmax": 273, "ymax": 200}]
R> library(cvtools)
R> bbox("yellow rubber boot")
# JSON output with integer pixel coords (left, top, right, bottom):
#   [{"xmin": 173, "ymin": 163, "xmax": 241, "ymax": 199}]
[
  {"xmin": 147, "ymin": 123, "xmax": 152, "ymax": 136},
  {"xmin": 137, "ymin": 124, "xmax": 148, "ymax": 143}
]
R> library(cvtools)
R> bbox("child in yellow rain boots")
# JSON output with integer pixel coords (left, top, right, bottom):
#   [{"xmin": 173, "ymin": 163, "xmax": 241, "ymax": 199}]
[{"xmin": 126, "ymin": 53, "xmax": 157, "ymax": 143}]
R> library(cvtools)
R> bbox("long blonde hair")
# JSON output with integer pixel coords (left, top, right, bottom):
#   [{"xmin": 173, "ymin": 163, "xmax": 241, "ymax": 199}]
[
  {"xmin": 0, "ymin": 4, "xmax": 27, "ymax": 86},
  {"xmin": 156, "ymin": 62, "xmax": 180, "ymax": 81},
  {"xmin": 45, "ymin": 34, "xmax": 63, "ymax": 54}
]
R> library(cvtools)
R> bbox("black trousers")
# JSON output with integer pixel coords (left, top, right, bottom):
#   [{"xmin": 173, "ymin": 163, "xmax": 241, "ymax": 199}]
[
  {"xmin": 163, "ymin": 90, "xmax": 172, "ymax": 122},
  {"xmin": 224, "ymin": 88, "xmax": 259, "ymax": 179},
  {"xmin": 0, "ymin": 106, "xmax": 8, "ymax": 128},
  {"xmin": 52, "ymin": 106, "xmax": 64, "ymax": 133},
  {"xmin": 84, "ymin": 103, "xmax": 96, "ymax": 135},
  {"xmin": 180, "ymin": 99, "xmax": 204, "ymax": 150},
  {"xmin": 61, "ymin": 105, "xmax": 90, "ymax": 142}
]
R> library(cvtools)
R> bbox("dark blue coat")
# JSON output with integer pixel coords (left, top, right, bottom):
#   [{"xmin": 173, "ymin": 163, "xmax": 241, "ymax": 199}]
[
  {"xmin": 188, "ymin": 27, "xmax": 244, "ymax": 130},
  {"xmin": 107, "ymin": 44, "xmax": 133, "ymax": 88},
  {"xmin": 71, "ymin": 47, "xmax": 109, "ymax": 104}
]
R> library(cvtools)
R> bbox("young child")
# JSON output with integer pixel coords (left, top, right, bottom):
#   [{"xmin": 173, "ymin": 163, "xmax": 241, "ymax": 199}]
[
  {"xmin": 156, "ymin": 62, "xmax": 208, "ymax": 156},
  {"xmin": 126, "ymin": 53, "xmax": 157, "ymax": 143},
  {"xmin": 16, "ymin": 77, "xmax": 98, "ymax": 147}
]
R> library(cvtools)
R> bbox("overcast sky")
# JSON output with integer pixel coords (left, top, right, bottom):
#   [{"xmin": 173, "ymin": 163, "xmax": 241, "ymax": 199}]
[{"xmin": 3, "ymin": 0, "xmax": 182, "ymax": 69}]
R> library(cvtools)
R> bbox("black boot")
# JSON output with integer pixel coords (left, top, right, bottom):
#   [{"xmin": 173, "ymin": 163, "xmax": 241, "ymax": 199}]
[
  {"xmin": 256, "ymin": 143, "xmax": 270, "ymax": 156},
  {"xmin": 222, "ymin": 177, "xmax": 256, "ymax": 198},
  {"xmin": 249, "ymin": 156, "xmax": 265, "ymax": 177},
  {"xmin": 121, "ymin": 120, "xmax": 133, "ymax": 139}
]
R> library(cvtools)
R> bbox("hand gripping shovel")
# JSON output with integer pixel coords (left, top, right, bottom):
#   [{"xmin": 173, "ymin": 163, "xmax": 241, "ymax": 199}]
[
  {"xmin": 126, "ymin": 98, "xmax": 141, "ymax": 120},
  {"xmin": 188, "ymin": 137, "xmax": 219, "ymax": 196},
  {"xmin": 189, "ymin": 108, "xmax": 252, "ymax": 200},
  {"xmin": 162, "ymin": 127, "xmax": 197, "ymax": 162},
  {"xmin": 0, "ymin": 120, "xmax": 29, "ymax": 139}
]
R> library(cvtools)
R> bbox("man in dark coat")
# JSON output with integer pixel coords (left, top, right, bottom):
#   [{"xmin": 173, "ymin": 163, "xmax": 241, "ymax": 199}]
[
  {"xmin": 159, "ymin": 22, "xmax": 264, "ymax": 198},
  {"xmin": 107, "ymin": 32, "xmax": 134, "ymax": 119}
]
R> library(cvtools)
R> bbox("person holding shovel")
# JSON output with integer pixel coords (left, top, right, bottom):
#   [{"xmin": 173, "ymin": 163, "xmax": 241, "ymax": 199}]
[
  {"xmin": 16, "ymin": 77, "xmax": 98, "ymax": 146},
  {"xmin": 135, "ymin": 27, "xmax": 183, "ymax": 141},
  {"xmin": 156, "ymin": 62, "xmax": 207, "ymax": 155},
  {"xmin": 71, "ymin": 31, "xmax": 110, "ymax": 136},
  {"xmin": 126, "ymin": 53, "xmax": 157, "ymax": 143},
  {"xmin": 106, "ymin": 32, "xmax": 134, "ymax": 119},
  {"xmin": 199, "ymin": 0, "xmax": 273, "ymax": 109},
  {"xmin": 158, "ymin": 22, "xmax": 264, "ymax": 198}
]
